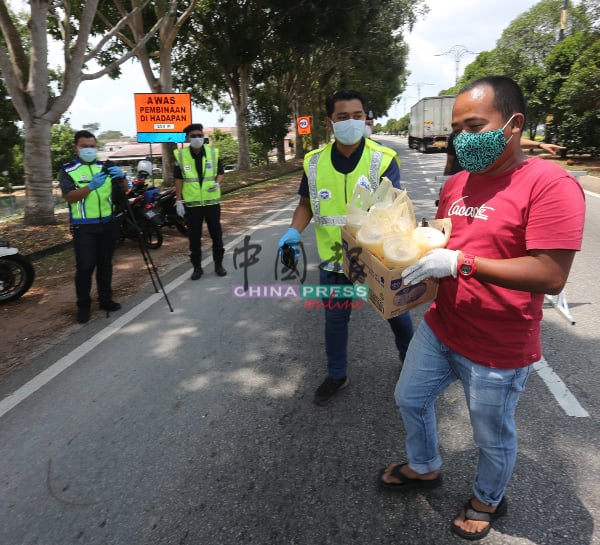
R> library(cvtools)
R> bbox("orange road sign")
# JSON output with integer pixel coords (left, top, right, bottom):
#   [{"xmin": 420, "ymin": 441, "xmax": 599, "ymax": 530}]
[
  {"xmin": 135, "ymin": 93, "xmax": 192, "ymax": 133},
  {"xmin": 297, "ymin": 116, "xmax": 312, "ymax": 135}
]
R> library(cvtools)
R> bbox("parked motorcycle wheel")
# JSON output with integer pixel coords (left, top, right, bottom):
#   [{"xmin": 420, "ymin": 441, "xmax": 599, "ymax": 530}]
[
  {"xmin": 142, "ymin": 223, "xmax": 163, "ymax": 249},
  {"xmin": 0, "ymin": 254, "xmax": 35, "ymax": 303}
]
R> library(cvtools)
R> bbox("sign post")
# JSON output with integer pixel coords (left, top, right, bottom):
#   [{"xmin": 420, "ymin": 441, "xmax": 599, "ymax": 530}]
[{"xmin": 134, "ymin": 93, "xmax": 192, "ymax": 143}]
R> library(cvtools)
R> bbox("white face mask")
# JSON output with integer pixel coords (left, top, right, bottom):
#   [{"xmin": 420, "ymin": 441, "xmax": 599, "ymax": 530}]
[
  {"xmin": 332, "ymin": 119, "xmax": 365, "ymax": 145},
  {"xmin": 189, "ymin": 137, "xmax": 205, "ymax": 149},
  {"xmin": 364, "ymin": 125, "xmax": 373, "ymax": 138}
]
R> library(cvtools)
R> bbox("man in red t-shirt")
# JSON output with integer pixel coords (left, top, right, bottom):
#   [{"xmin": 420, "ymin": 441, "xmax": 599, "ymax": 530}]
[{"xmin": 378, "ymin": 76, "xmax": 585, "ymax": 541}]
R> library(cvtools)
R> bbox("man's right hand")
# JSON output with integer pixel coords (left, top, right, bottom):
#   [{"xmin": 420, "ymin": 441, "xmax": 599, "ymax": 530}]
[
  {"xmin": 278, "ymin": 227, "xmax": 301, "ymax": 257},
  {"xmin": 175, "ymin": 200, "xmax": 185, "ymax": 218},
  {"xmin": 88, "ymin": 171, "xmax": 108, "ymax": 191}
]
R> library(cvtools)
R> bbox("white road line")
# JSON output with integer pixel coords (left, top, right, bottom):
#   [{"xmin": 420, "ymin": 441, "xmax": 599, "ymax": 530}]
[
  {"xmin": 0, "ymin": 200, "xmax": 298, "ymax": 420},
  {"xmin": 533, "ymin": 357, "xmax": 589, "ymax": 417}
]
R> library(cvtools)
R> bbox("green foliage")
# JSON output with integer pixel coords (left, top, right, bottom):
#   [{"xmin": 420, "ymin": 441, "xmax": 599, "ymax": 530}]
[
  {"xmin": 248, "ymin": 87, "xmax": 292, "ymax": 162},
  {"xmin": 174, "ymin": 0, "xmax": 426, "ymax": 157},
  {"xmin": 50, "ymin": 124, "xmax": 75, "ymax": 176},
  {"xmin": 210, "ymin": 130, "xmax": 238, "ymax": 166},
  {"xmin": 447, "ymin": 0, "xmax": 599, "ymax": 151},
  {"xmin": 554, "ymin": 37, "xmax": 600, "ymax": 154},
  {"xmin": 0, "ymin": 78, "xmax": 23, "ymax": 189},
  {"xmin": 82, "ymin": 122, "xmax": 100, "ymax": 133},
  {"xmin": 98, "ymin": 130, "xmax": 125, "ymax": 141},
  {"xmin": 248, "ymin": 136, "xmax": 268, "ymax": 167},
  {"xmin": 381, "ymin": 115, "xmax": 409, "ymax": 135}
]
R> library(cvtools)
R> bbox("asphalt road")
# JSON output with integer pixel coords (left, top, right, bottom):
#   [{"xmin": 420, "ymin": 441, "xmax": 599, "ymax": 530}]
[{"xmin": 1, "ymin": 137, "xmax": 599, "ymax": 545}]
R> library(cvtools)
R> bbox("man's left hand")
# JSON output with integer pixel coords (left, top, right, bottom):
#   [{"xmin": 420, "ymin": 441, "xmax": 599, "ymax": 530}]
[
  {"xmin": 402, "ymin": 249, "xmax": 460, "ymax": 285},
  {"xmin": 207, "ymin": 182, "xmax": 220, "ymax": 193},
  {"xmin": 107, "ymin": 166, "xmax": 125, "ymax": 179}
]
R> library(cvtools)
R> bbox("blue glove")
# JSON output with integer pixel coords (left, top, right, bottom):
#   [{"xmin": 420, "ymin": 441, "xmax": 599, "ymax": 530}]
[
  {"xmin": 88, "ymin": 171, "xmax": 108, "ymax": 191},
  {"xmin": 278, "ymin": 227, "xmax": 301, "ymax": 257},
  {"xmin": 207, "ymin": 182, "xmax": 220, "ymax": 193},
  {"xmin": 107, "ymin": 166, "xmax": 125, "ymax": 179}
]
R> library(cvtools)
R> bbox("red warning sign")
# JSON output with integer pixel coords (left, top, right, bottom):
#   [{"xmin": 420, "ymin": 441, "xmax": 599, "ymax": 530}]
[{"xmin": 296, "ymin": 116, "xmax": 312, "ymax": 135}]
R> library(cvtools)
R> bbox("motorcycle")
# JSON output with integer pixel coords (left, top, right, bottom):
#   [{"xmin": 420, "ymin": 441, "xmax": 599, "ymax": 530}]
[
  {"xmin": 149, "ymin": 187, "xmax": 188, "ymax": 236},
  {"xmin": 0, "ymin": 241, "xmax": 35, "ymax": 303},
  {"xmin": 128, "ymin": 181, "xmax": 188, "ymax": 236},
  {"xmin": 116, "ymin": 191, "xmax": 164, "ymax": 250}
]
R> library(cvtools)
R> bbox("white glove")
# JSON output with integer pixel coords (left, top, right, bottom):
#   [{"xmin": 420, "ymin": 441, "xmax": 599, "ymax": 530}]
[
  {"xmin": 175, "ymin": 200, "xmax": 185, "ymax": 217},
  {"xmin": 207, "ymin": 182, "xmax": 220, "ymax": 193},
  {"xmin": 401, "ymin": 249, "xmax": 460, "ymax": 285}
]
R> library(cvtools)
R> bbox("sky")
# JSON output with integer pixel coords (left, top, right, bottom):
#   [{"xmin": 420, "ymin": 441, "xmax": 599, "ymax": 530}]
[{"xmin": 64, "ymin": 0, "xmax": 563, "ymax": 135}]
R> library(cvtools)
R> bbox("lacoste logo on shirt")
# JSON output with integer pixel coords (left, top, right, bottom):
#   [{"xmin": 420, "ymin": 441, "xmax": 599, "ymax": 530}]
[{"xmin": 447, "ymin": 196, "xmax": 495, "ymax": 221}]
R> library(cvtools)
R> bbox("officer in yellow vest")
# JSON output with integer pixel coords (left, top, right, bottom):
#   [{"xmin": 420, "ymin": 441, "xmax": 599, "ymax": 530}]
[
  {"xmin": 58, "ymin": 130, "xmax": 125, "ymax": 324},
  {"xmin": 174, "ymin": 123, "xmax": 227, "ymax": 280},
  {"xmin": 278, "ymin": 90, "xmax": 414, "ymax": 405}
]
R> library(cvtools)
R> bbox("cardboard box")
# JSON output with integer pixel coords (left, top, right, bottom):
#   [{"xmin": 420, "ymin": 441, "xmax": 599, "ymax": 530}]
[{"xmin": 341, "ymin": 221, "xmax": 451, "ymax": 320}]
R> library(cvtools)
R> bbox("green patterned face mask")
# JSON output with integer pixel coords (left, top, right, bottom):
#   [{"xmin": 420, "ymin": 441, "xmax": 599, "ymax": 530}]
[{"xmin": 454, "ymin": 115, "xmax": 515, "ymax": 173}]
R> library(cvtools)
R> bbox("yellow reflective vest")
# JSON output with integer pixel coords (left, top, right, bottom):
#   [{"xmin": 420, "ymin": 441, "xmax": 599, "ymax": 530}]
[
  {"xmin": 64, "ymin": 160, "xmax": 114, "ymax": 224},
  {"xmin": 174, "ymin": 145, "xmax": 221, "ymax": 206},
  {"xmin": 304, "ymin": 139, "xmax": 397, "ymax": 272}
]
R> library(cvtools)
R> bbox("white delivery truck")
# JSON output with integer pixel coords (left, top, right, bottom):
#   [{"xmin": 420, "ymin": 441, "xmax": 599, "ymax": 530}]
[{"xmin": 408, "ymin": 95, "xmax": 456, "ymax": 153}]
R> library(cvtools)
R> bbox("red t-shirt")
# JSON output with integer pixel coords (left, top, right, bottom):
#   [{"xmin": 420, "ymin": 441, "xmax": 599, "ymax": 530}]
[{"xmin": 426, "ymin": 157, "xmax": 585, "ymax": 369}]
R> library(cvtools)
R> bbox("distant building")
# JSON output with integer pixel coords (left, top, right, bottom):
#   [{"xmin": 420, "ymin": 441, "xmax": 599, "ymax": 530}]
[{"xmin": 102, "ymin": 127, "xmax": 238, "ymax": 173}]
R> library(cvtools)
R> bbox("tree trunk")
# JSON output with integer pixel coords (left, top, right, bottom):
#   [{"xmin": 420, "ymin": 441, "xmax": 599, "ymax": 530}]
[
  {"xmin": 276, "ymin": 139, "xmax": 285, "ymax": 163},
  {"xmin": 293, "ymin": 100, "xmax": 305, "ymax": 160},
  {"xmin": 23, "ymin": 119, "xmax": 56, "ymax": 225},
  {"xmin": 232, "ymin": 64, "xmax": 251, "ymax": 172}
]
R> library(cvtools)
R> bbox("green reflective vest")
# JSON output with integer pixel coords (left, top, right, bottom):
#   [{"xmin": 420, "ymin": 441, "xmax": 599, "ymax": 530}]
[
  {"xmin": 174, "ymin": 145, "xmax": 221, "ymax": 206},
  {"xmin": 66, "ymin": 161, "xmax": 114, "ymax": 224},
  {"xmin": 305, "ymin": 139, "xmax": 397, "ymax": 272}
]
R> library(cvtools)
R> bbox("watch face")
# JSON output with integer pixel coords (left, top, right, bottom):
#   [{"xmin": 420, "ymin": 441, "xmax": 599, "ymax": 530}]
[{"xmin": 460, "ymin": 264, "xmax": 472, "ymax": 275}]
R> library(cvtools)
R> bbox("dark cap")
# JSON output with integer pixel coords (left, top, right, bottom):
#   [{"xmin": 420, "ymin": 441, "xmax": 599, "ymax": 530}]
[{"xmin": 183, "ymin": 123, "xmax": 204, "ymax": 135}]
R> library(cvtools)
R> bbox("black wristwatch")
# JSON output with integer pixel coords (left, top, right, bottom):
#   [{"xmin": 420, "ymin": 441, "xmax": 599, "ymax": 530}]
[{"xmin": 458, "ymin": 253, "xmax": 476, "ymax": 279}]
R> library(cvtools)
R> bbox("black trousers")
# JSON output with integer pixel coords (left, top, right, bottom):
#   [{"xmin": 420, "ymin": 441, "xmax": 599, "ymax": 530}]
[
  {"xmin": 185, "ymin": 204, "xmax": 224, "ymax": 267},
  {"xmin": 72, "ymin": 221, "xmax": 119, "ymax": 308}
]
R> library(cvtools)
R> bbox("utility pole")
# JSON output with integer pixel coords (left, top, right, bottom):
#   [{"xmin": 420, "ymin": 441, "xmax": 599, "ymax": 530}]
[
  {"xmin": 435, "ymin": 45, "xmax": 478, "ymax": 85},
  {"xmin": 408, "ymin": 82, "xmax": 433, "ymax": 101},
  {"xmin": 559, "ymin": 0, "xmax": 569, "ymax": 41}
]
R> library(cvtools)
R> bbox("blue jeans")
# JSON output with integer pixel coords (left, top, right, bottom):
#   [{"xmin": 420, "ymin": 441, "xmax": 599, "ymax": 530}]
[
  {"xmin": 394, "ymin": 320, "xmax": 532, "ymax": 506},
  {"xmin": 320, "ymin": 269, "xmax": 413, "ymax": 379}
]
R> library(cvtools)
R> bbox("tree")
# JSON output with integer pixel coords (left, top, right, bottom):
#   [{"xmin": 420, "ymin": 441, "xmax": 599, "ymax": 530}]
[
  {"xmin": 89, "ymin": 1, "xmax": 197, "ymax": 187},
  {"xmin": 0, "ymin": 77, "xmax": 21, "ymax": 189},
  {"xmin": 175, "ymin": 0, "xmax": 424, "ymax": 170},
  {"xmin": 248, "ymin": 87, "xmax": 292, "ymax": 165},
  {"xmin": 448, "ymin": 0, "xmax": 598, "ymax": 140},
  {"xmin": 209, "ymin": 129, "xmax": 238, "ymax": 166},
  {"xmin": 98, "ymin": 130, "xmax": 125, "ymax": 141},
  {"xmin": 553, "ymin": 36, "xmax": 600, "ymax": 154},
  {"xmin": 0, "ymin": 1, "xmax": 174, "ymax": 225},
  {"xmin": 50, "ymin": 123, "xmax": 75, "ymax": 177}
]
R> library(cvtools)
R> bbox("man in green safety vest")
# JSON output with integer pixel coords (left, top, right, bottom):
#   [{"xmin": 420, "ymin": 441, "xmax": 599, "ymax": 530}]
[
  {"xmin": 58, "ymin": 130, "xmax": 126, "ymax": 324},
  {"xmin": 174, "ymin": 123, "xmax": 227, "ymax": 280},
  {"xmin": 278, "ymin": 90, "xmax": 414, "ymax": 405}
]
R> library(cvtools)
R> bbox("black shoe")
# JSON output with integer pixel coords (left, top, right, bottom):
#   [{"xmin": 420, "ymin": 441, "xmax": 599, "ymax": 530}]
[
  {"xmin": 314, "ymin": 376, "xmax": 349, "ymax": 406},
  {"xmin": 191, "ymin": 267, "xmax": 203, "ymax": 280},
  {"xmin": 77, "ymin": 307, "xmax": 90, "ymax": 324},
  {"xmin": 100, "ymin": 301, "xmax": 122, "ymax": 312},
  {"xmin": 215, "ymin": 263, "xmax": 227, "ymax": 277}
]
